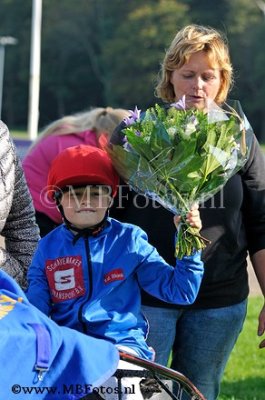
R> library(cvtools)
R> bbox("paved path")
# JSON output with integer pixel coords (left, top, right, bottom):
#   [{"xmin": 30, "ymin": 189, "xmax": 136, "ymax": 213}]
[{"xmin": 248, "ymin": 258, "xmax": 262, "ymax": 296}]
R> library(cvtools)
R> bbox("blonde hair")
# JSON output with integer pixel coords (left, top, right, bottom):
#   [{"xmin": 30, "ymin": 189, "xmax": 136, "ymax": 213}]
[
  {"xmin": 29, "ymin": 107, "xmax": 130, "ymax": 150},
  {"xmin": 156, "ymin": 24, "xmax": 233, "ymax": 105}
]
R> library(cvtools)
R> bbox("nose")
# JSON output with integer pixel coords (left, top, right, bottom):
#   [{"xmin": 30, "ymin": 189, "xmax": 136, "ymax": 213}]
[{"xmin": 193, "ymin": 76, "xmax": 204, "ymax": 90}]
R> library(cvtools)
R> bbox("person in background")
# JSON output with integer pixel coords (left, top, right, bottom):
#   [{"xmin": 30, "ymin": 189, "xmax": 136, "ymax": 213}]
[
  {"xmin": 110, "ymin": 24, "xmax": 265, "ymax": 400},
  {"xmin": 22, "ymin": 107, "xmax": 129, "ymax": 237},
  {"xmin": 0, "ymin": 120, "xmax": 39, "ymax": 289},
  {"xmin": 26, "ymin": 144, "xmax": 203, "ymax": 400}
]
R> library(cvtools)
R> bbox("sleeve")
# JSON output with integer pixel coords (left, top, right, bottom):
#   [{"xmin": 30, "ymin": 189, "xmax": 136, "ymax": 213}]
[
  {"xmin": 109, "ymin": 120, "xmax": 127, "ymax": 145},
  {"xmin": 26, "ymin": 245, "xmax": 52, "ymax": 316},
  {"xmin": 134, "ymin": 227, "xmax": 204, "ymax": 305},
  {"xmin": 240, "ymin": 135, "xmax": 265, "ymax": 255},
  {"xmin": 0, "ymin": 269, "xmax": 119, "ymax": 396},
  {"xmin": 1, "ymin": 142, "xmax": 40, "ymax": 290}
]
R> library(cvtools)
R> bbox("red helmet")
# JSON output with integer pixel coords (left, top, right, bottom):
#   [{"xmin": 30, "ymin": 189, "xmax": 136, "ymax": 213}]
[{"xmin": 47, "ymin": 145, "xmax": 119, "ymax": 200}]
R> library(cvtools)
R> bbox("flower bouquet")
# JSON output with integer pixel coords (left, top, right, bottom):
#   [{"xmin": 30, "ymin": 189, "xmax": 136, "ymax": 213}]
[{"xmin": 108, "ymin": 98, "xmax": 253, "ymax": 258}]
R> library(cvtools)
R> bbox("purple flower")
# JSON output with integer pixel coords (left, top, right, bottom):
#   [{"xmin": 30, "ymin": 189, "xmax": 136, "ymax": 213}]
[
  {"xmin": 188, "ymin": 115, "xmax": 198, "ymax": 125},
  {"xmin": 123, "ymin": 106, "xmax": 141, "ymax": 126},
  {"xmin": 170, "ymin": 96, "xmax": 186, "ymax": 110},
  {"xmin": 122, "ymin": 137, "xmax": 133, "ymax": 152}
]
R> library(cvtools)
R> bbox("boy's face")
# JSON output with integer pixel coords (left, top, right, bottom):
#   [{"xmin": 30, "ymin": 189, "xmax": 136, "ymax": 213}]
[{"xmin": 60, "ymin": 185, "xmax": 112, "ymax": 229}]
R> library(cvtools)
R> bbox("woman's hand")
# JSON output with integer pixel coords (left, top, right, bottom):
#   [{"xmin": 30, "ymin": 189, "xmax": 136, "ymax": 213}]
[
  {"xmin": 258, "ymin": 302, "xmax": 265, "ymax": 349},
  {"xmin": 173, "ymin": 203, "xmax": 202, "ymax": 230}
]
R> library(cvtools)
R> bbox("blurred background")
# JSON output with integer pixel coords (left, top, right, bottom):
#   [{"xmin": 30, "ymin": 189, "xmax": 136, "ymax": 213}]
[{"xmin": 1, "ymin": 0, "xmax": 265, "ymax": 142}]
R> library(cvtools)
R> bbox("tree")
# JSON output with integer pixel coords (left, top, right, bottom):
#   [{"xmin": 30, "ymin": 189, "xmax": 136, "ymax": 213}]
[
  {"xmin": 98, "ymin": 0, "xmax": 190, "ymax": 108},
  {"xmin": 40, "ymin": 0, "xmax": 105, "ymax": 125},
  {"xmin": 184, "ymin": 0, "xmax": 229, "ymax": 29},
  {"xmin": 225, "ymin": 0, "xmax": 265, "ymax": 140},
  {"xmin": 1, "ymin": 0, "xmax": 264, "ymax": 140},
  {"xmin": 0, "ymin": 0, "xmax": 32, "ymax": 127}
]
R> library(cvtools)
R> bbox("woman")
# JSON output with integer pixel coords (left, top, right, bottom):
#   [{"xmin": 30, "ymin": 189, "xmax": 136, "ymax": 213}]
[
  {"xmin": 23, "ymin": 107, "xmax": 129, "ymax": 237},
  {"xmin": 110, "ymin": 24, "xmax": 265, "ymax": 400},
  {"xmin": 0, "ymin": 120, "xmax": 39, "ymax": 289}
]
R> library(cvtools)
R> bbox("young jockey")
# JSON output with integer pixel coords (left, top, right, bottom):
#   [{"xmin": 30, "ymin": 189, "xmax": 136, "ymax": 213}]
[{"xmin": 26, "ymin": 144, "xmax": 204, "ymax": 399}]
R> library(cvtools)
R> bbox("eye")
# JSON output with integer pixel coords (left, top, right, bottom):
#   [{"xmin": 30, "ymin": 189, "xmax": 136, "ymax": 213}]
[
  {"xmin": 90, "ymin": 190, "xmax": 100, "ymax": 197},
  {"xmin": 71, "ymin": 191, "xmax": 82, "ymax": 197},
  {"xmin": 202, "ymin": 74, "xmax": 216, "ymax": 82},
  {"xmin": 182, "ymin": 73, "xmax": 194, "ymax": 79},
  {"xmin": 69, "ymin": 191, "xmax": 77, "ymax": 198}
]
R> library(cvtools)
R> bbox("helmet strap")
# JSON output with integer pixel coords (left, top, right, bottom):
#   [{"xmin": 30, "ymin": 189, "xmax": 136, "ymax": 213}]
[{"xmin": 55, "ymin": 195, "xmax": 109, "ymax": 244}]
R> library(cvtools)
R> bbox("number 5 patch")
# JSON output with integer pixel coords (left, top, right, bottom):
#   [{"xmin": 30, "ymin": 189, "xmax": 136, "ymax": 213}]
[{"xmin": 45, "ymin": 255, "xmax": 85, "ymax": 302}]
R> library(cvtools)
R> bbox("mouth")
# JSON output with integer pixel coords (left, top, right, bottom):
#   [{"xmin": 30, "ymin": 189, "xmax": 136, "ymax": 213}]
[
  {"xmin": 185, "ymin": 95, "xmax": 207, "ymax": 109},
  {"xmin": 77, "ymin": 208, "xmax": 95, "ymax": 213},
  {"xmin": 186, "ymin": 95, "xmax": 205, "ymax": 102}
]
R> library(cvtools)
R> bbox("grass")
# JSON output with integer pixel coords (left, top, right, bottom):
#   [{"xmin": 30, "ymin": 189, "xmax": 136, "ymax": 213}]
[
  {"xmin": 10, "ymin": 129, "xmax": 29, "ymax": 139},
  {"xmin": 219, "ymin": 296, "xmax": 265, "ymax": 400}
]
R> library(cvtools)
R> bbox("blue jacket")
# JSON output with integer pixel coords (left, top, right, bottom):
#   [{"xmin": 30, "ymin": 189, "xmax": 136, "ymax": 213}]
[
  {"xmin": 27, "ymin": 218, "xmax": 203, "ymax": 359},
  {"xmin": 0, "ymin": 269, "xmax": 119, "ymax": 400}
]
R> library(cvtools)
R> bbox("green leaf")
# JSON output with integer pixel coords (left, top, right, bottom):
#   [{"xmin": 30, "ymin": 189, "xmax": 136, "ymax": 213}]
[
  {"xmin": 125, "ymin": 129, "xmax": 154, "ymax": 160},
  {"xmin": 107, "ymin": 145, "xmax": 139, "ymax": 182},
  {"xmin": 149, "ymin": 119, "xmax": 172, "ymax": 153}
]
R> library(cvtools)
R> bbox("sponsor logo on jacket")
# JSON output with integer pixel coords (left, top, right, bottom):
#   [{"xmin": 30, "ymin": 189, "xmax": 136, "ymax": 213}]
[
  {"xmin": 45, "ymin": 256, "xmax": 85, "ymax": 302},
  {"xmin": 104, "ymin": 268, "xmax": 124, "ymax": 284}
]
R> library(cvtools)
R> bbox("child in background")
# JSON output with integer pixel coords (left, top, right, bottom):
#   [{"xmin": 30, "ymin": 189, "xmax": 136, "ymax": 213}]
[{"xmin": 26, "ymin": 144, "xmax": 204, "ymax": 399}]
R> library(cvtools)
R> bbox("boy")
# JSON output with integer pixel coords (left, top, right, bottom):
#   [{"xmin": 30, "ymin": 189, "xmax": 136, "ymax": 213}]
[{"xmin": 26, "ymin": 144, "xmax": 203, "ymax": 398}]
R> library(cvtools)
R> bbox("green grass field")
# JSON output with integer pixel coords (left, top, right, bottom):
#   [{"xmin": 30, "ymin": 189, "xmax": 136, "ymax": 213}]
[
  {"xmin": 219, "ymin": 296, "xmax": 265, "ymax": 400},
  {"xmin": 10, "ymin": 129, "xmax": 29, "ymax": 139}
]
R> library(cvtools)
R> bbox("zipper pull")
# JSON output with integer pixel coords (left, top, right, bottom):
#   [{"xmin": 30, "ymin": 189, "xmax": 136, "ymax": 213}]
[{"xmin": 35, "ymin": 366, "xmax": 49, "ymax": 382}]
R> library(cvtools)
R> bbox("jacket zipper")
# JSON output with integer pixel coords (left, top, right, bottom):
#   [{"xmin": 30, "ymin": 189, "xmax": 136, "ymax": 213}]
[{"xmin": 78, "ymin": 236, "xmax": 93, "ymax": 333}]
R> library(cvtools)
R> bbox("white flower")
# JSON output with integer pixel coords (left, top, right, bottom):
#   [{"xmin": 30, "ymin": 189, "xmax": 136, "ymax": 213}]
[
  {"xmin": 184, "ymin": 123, "xmax": 196, "ymax": 136},
  {"xmin": 168, "ymin": 127, "xmax": 177, "ymax": 137},
  {"xmin": 183, "ymin": 116, "xmax": 198, "ymax": 137},
  {"xmin": 209, "ymin": 145, "xmax": 229, "ymax": 167},
  {"xmin": 233, "ymin": 143, "xmax": 241, "ymax": 151}
]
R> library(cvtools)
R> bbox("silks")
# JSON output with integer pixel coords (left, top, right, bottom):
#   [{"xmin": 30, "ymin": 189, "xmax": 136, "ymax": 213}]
[{"xmin": 0, "ymin": 269, "xmax": 119, "ymax": 399}]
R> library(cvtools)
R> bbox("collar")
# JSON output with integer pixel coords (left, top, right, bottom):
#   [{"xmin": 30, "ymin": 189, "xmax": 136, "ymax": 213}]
[
  {"xmin": 56, "ymin": 200, "xmax": 108, "ymax": 244},
  {"xmin": 69, "ymin": 217, "xmax": 108, "ymax": 245}
]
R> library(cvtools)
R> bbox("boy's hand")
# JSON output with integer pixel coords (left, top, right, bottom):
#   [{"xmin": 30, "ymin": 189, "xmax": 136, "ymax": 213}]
[
  {"xmin": 186, "ymin": 203, "xmax": 202, "ymax": 230},
  {"xmin": 173, "ymin": 204, "xmax": 202, "ymax": 230}
]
